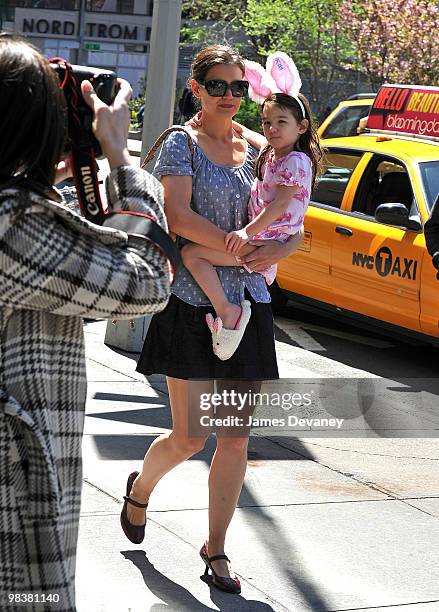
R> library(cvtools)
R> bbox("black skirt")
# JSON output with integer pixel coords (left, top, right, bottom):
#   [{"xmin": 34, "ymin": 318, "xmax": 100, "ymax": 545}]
[{"xmin": 136, "ymin": 292, "xmax": 279, "ymax": 380}]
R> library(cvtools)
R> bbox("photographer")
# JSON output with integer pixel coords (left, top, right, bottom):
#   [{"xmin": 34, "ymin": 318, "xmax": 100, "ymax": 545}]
[{"xmin": 0, "ymin": 34, "xmax": 171, "ymax": 610}]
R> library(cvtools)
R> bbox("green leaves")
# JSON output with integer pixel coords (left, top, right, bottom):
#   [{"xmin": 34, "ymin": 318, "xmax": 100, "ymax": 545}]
[
  {"xmin": 181, "ymin": 0, "xmax": 247, "ymax": 45},
  {"xmin": 234, "ymin": 97, "xmax": 262, "ymax": 133},
  {"xmin": 180, "ymin": 0, "xmax": 438, "ymax": 113},
  {"xmin": 182, "ymin": 0, "xmax": 353, "ymax": 113},
  {"xmin": 243, "ymin": 0, "xmax": 354, "ymax": 113}
]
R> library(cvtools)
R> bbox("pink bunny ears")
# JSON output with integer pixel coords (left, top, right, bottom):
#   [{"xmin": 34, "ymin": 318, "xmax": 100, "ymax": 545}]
[{"xmin": 244, "ymin": 52, "xmax": 306, "ymax": 118}]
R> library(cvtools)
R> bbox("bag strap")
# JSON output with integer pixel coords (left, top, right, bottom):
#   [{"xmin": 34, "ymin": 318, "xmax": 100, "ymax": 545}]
[
  {"xmin": 103, "ymin": 210, "xmax": 181, "ymax": 277},
  {"xmin": 141, "ymin": 126, "xmax": 195, "ymax": 169}
]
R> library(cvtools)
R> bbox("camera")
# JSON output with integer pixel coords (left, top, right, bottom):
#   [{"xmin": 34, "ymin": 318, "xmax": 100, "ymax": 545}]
[
  {"xmin": 49, "ymin": 61, "xmax": 118, "ymax": 222},
  {"xmin": 51, "ymin": 62, "xmax": 118, "ymax": 157},
  {"xmin": 48, "ymin": 60, "xmax": 181, "ymax": 275}
]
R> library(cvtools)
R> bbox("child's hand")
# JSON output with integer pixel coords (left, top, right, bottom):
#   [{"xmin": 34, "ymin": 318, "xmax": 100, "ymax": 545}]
[{"xmin": 225, "ymin": 229, "xmax": 249, "ymax": 254}]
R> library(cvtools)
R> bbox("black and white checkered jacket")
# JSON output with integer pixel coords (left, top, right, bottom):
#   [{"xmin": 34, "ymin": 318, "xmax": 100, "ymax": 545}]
[{"xmin": 0, "ymin": 166, "xmax": 171, "ymax": 611}]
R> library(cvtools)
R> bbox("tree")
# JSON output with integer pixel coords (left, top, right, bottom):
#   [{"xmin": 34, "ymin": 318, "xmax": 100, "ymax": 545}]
[
  {"xmin": 243, "ymin": 0, "xmax": 353, "ymax": 115},
  {"xmin": 182, "ymin": 0, "xmax": 355, "ymax": 115},
  {"xmin": 340, "ymin": 0, "xmax": 439, "ymax": 89},
  {"xmin": 181, "ymin": 0, "xmax": 247, "ymax": 46}
]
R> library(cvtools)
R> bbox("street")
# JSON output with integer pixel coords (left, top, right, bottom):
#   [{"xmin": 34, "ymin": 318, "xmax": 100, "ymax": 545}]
[
  {"xmin": 274, "ymin": 302, "xmax": 438, "ymax": 379},
  {"xmin": 76, "ymin": 304, "xmax": 439, "ymax": 612}
]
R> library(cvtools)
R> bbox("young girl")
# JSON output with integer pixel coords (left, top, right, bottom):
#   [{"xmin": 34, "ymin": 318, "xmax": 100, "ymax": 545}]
[{"xmin": 181, "ymin": 52, "xmax": 323, "ymax": 360}]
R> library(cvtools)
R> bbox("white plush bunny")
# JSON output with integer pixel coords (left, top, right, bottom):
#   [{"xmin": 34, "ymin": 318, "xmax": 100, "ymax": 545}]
[
  {"xmin": 205, "ymin": 300, "xmax": 252, "ymax": 361},
  {"xmin": 244, "ymin": 52, "xmax": 305, "ymax": 117}
]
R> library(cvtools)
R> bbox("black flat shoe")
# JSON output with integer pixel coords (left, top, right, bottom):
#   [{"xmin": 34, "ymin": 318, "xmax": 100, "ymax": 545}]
[
  {"xmin": 120, "ymin": 471, "xmax": 148, "ymax": 544},
  {"xmin": 200, "ymin": 542, "xmax": 241, "ymax": 594}
]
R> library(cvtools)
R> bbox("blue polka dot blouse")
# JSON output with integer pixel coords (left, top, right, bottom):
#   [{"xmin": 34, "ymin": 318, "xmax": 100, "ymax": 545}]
[{"xmin": 153, "ymin": 129, "xmax": 271, "ymax": 307}]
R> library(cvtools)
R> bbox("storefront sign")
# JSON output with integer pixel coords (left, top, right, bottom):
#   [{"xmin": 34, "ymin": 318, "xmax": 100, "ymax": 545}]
[
  {"xmin": 367, "ymin": 84, "xmax": 439, "ymax": 141},
  {"xmin": 23, "ymin": 18, "xmax": 76, "ymax": 36},
  {"xmin": 15, "ymin": 9, "xmax": 151, "ymax": 43}
]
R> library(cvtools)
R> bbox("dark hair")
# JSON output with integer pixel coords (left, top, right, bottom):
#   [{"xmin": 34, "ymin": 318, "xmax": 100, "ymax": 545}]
[
  {"xmin": 255, "ymin": 92, "xmax": 324, "ymax": 190},
  {"xmin": 189, "ymin": 44, "xmax": 245, "ymax": 85},
  {"xmin": 0, "ymin": 33, "xmax": 67, "ymax": 188}
]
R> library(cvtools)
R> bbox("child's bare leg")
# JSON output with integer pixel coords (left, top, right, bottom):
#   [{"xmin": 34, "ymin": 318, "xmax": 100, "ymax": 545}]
[{"xmin": 182, "ymin": 244, "xmax": 243, "ymax": 329}]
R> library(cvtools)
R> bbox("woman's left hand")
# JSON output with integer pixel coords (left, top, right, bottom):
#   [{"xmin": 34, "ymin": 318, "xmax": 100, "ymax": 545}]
[{"xmin": 54, "ymin": 154, "xmax": 73, "ymax": 185}]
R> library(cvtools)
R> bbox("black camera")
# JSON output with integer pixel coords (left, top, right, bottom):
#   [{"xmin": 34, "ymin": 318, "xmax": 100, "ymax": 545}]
[
  {"xmin": 48, "ymin": 60, "xmax": 181, "ymax": 276},
  {"xmin": 49, "ymin": 61, "xmax": 118, "ymax": 223},
  {"xmin": 51, "ymin": 62, "xmax": 118, "ymax": 157}
]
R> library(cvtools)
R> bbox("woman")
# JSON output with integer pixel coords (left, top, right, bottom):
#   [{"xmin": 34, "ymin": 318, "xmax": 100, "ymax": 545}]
[
  {"xmin": 0, "ymin": 34, "xmax": 171, "ymax": 610},
  {"xmin": 123, "ymin": 45, "xmax": 303, "ymax": 594}
]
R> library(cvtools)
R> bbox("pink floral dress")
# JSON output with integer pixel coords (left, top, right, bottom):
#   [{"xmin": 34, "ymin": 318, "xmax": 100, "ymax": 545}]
[{"xmin": 247, "ymin": 150, "xmax": 312, "ymax": 285}]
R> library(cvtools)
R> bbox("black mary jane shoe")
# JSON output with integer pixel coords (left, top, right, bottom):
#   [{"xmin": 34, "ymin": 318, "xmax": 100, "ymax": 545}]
[
  {"xmin": 199, "ymin": 542, "xmax": 241, "ymax": 594},
  {"xmin": 120, "ymin": 471, "xmax": 148, "ymax": 544}
]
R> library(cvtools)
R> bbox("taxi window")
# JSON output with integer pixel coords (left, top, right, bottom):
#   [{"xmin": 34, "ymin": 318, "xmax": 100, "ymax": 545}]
[
  {"xmin": 352, "ymin": 156, "xmax": 413, "ymax": 218},
  {"xmin": 419, "ymin": 162, "xmax": 439, "ymax": 211},
  {"xmin": 311, "ymin": 151, "xmax": 363, "ymax": 209},
  {"xmin": 320, "ymin": 104, "xmax": 372, "ymax": 138}
]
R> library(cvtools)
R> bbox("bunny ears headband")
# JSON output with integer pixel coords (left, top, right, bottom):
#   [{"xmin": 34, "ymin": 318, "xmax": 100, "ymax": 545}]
[{"xmin": 244, "ymin": 52, "xmax": 306, "ymax": 119}]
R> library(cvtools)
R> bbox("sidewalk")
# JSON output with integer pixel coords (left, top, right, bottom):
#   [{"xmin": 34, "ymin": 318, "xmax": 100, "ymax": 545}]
[{"xmin": 76, "ymin": 321, "xmax": 439, "ymax": 612}]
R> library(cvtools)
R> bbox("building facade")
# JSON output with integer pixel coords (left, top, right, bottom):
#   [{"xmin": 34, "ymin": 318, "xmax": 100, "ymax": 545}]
[{"xmin": 1, "ymin": 0, "xmax": 156, "ymax": 96}]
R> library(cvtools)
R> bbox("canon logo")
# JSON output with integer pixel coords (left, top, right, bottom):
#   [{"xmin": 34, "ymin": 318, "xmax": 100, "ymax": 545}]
[{"xmin": 80, "ymin": 166, "xmax": 100, "ymax": 216}]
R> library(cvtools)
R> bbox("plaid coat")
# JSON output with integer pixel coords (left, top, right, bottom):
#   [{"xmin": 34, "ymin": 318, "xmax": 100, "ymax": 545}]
[{"xmin": 0, "ymin": 166, "xmax": 171, "ymax": 611}]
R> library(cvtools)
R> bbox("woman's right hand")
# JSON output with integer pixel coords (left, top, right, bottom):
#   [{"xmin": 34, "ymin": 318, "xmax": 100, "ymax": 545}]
[{"xmin": 80, "ymin": 78, "xmax": 132, "ymax": 169}]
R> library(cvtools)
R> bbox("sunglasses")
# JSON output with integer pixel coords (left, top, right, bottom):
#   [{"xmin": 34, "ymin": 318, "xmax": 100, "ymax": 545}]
[{"xmin": 198, "ymin": 79, "xmax": 249, "ymax": 98}]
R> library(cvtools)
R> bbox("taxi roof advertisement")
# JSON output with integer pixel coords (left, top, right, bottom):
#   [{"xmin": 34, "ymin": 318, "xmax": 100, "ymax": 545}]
[{"xmin": 366, "ymin": 84, "xmax": 439, "ymax": 141}]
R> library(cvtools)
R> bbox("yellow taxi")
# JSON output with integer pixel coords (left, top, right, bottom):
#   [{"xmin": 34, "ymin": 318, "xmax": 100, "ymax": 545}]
[
  {"xmin": 275, "ymin": 84, "xmax": 439, "ymax": 344},
  {"xmin": 318, "ymin": 95, "xmax": 375, "ymax": 139}
]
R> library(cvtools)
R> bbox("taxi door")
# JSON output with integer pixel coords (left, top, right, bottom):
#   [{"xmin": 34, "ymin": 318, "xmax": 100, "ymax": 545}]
[
  {"xmin": 331, "ymin": 153, "xmax": 424, "ymax": 332},
  {"xmin": 277, "ymin": 149, "xmax": 366, "ymax": 305}
]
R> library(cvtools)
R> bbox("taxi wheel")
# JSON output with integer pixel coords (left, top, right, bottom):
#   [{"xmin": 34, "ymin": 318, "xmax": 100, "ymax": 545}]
[{"xmin": 269, "ymin": 280, "xmax": 288, "ymax": 315}]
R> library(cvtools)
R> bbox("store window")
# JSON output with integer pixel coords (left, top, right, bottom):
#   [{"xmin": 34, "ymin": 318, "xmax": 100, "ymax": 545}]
[
  {"xmin": 86, "ymin": 0, "xmax": 135, "ymax": 13},
  {"xmin": 5, "ymin": 0, "xmax": 79, "ymax": 8},
  {"xmin": 86, "ymin": 0, "xmax": 152, "ymax": 14}
]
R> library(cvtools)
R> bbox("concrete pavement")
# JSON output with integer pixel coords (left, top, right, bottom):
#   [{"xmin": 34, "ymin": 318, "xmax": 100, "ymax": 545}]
[{"xmin": 76, "ymin": 320, "xmax": 439, "ymax": 612}]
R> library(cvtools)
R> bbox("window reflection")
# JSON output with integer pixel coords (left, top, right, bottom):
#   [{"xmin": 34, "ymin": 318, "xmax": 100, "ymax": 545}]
[
  {"xmin": 4, "ymin": 0, "xmax": 80, "ymax": 8},
  {"xmin": 2, "ymin": 0, "xmax": 151, "ymax": 12},
  {"xmin": 86, "ymin": 0, "xmax": 134, "ymax": 12},
  {"xmin": 312, "ymin": 152, "xmax": 363, "ymax": 209}
]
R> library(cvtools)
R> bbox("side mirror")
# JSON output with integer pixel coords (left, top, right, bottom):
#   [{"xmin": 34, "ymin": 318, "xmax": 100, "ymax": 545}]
[{"xmin": 375, "ymin": 203, "xmax": 422, "ymax": 231}]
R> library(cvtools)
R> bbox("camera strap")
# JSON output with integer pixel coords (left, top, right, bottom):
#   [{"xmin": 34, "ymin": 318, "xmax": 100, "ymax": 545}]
[
  {"xmin": 51, "ymin": 58, "xmax": 181, "ymax": 279},
  {"xmin": 52, "ymin": 58, "xmax": 108, "ymax": 224}
]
